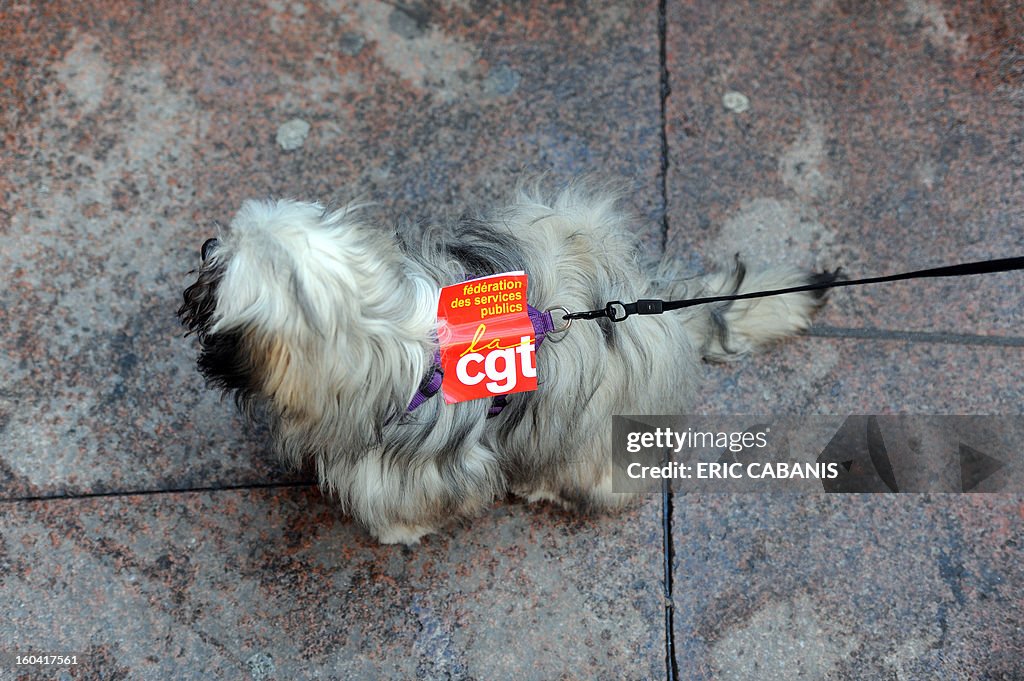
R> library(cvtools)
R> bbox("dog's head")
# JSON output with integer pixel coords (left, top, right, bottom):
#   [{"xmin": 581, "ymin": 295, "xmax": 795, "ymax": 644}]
[{"xmin": 178, "ymin": 199, "xmax": 437, "ymax": 452}]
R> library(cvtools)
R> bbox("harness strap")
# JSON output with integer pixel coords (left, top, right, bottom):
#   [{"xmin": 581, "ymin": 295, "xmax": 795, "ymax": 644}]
[{"xmin": 406, "ymin": 358, "xmax": 444, "ymax": 412}]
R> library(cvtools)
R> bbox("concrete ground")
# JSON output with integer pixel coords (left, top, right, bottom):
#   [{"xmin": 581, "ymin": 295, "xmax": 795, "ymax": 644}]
[{"xmin": 1, "ymin": 1, "xmax": 1022, "ymax": 679}]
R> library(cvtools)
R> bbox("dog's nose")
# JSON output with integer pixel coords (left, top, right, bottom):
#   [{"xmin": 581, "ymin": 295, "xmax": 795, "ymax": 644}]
[{"xmin": 201, "ymin": 238, "xmax": 219, "ymax": 260}]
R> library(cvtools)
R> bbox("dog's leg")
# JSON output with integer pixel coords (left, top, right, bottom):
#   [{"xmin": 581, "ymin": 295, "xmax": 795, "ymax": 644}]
[
  {"xmin": 339, "ymin": 442, "xmax": 503, "ymax": 545},
  {"xmin": 696, "ymin": 260, "xmax": 834, "ymax": 361},
  {"xmin": 515, "ymin": 441, "xmax": 638, "ymax": 514}
]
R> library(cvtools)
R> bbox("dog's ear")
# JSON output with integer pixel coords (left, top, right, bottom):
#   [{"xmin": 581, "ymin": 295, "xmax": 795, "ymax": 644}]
[
  {"xmin": 179, "ymin": 261, "xmax": 263, "ymax": 412},
  {"xmin": 178, "ymin": 264, "xmax": 223, "ymax": 338},
  {"xmin": 196, "ymin": 328, "xmax": 261, "ymax": 405}
]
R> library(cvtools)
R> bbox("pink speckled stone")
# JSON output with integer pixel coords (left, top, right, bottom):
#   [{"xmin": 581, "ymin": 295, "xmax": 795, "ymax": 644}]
[
  {"xmin": 2, "ymin": 0, "xmax": 1023, "ymax": 677},
  {"xmin": 0, "ymin": 0, "xmax": 661, "ymax": 499},
  {"xmin": 664, "ymin": 0, "xmax": 1023, "ymax": 337},
  {"xmin": 2, "ymin": 489, "xmax": 664, "ymax": 679},
  {"xmin": 666, "ymin": 2, "xmax": 1024, "ymax": 677}
]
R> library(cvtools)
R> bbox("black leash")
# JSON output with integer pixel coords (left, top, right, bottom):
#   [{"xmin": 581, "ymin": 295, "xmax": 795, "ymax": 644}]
[{"xmin": 563, "ymin": 256, "xmax": 1024, "ymax": 323}]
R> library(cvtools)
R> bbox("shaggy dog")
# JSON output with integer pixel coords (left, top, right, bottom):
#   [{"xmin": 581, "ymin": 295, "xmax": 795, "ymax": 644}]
[{"xmin": 179, "ymin": 187, "xmax": 830, "ymax": 544}]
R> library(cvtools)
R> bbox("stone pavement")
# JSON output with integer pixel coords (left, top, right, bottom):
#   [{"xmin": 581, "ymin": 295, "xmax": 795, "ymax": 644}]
[{"xmin": 1, "ymin": 1, "xmax": 1021, "ymax": 679}]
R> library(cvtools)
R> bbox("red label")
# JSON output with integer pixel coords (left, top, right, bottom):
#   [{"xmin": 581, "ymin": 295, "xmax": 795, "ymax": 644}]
[{"xmin": 437, "ymin": 272, "xmax": 537, "ymax": 404}]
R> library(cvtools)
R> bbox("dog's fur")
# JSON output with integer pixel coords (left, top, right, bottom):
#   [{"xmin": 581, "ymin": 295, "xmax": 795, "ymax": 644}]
[{"xmin": 179, "ymin": 187, "xmax": 831, "ymax": 544}]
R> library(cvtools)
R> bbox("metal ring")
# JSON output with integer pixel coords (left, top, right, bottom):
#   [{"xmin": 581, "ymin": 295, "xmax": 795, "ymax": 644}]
[{"xmin": 545, "ymin": 306, "xmax": 573, "ymax": 335}]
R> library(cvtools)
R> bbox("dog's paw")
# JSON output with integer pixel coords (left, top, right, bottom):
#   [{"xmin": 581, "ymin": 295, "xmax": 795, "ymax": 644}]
[
  {"xmin": 520, "ymin": 487, "xmax": 565, "ymax": 506},
  {"xmin": 517, "ymin": 472, "xmax": 638, "ymax": 513},
  {"xmin": 372, "ymin": 523, "xmax": 437, "ymax": 545}
]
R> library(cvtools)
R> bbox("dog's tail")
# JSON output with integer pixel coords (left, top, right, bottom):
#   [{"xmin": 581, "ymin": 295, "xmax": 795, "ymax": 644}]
[{"xmin": 693, "ymin": 258, "xmax": 836, "ymax": 362}]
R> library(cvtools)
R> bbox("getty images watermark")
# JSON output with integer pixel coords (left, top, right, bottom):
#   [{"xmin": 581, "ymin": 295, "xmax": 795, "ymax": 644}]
[{"xmin": 612, "ymin": 416, "xmax": 1024, "ymax": 493}]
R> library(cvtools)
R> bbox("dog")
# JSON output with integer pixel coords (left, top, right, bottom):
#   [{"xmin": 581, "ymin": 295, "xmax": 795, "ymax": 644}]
[{"xmin": 179, "ymin": 185, "xmax": 831, "ymax": 544}]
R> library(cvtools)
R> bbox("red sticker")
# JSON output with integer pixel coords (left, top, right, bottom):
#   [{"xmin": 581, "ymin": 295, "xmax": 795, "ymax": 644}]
[{"xmin": 437, "ymin": 272, "xmax": 538, "ymax": 404}]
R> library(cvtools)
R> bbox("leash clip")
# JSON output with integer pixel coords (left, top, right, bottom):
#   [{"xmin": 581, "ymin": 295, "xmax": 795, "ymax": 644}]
[
  {"xmin": 605, "ymin": 299, "xmax": 662, "ymax": 322},
  {"xmin": 605, "ymin": 301, "xmax": 629, "ymax": 322}
]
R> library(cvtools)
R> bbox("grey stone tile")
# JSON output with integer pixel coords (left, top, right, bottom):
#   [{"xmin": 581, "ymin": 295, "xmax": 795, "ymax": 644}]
[
  {"xmin": 694, "ymin": 336, "xmax": 1024, "ymax": 415},
  {"xmin": 0, "ymin": 489, "xmax": 665, "ymax": 680},
  {"xmin": 0, "ymin": 0, "xmax": 661, "ymax": 498},
  {"xmin": 664, "ymin": 2, "xmax": 1024, "ymax": 677},
  {"xmin": 664, "ymin": 0, "xmax": 1024, "ymax": 337},
  {"xmin": 671, "ymin": 494, "xmax": 1024, "ymax": 680}
]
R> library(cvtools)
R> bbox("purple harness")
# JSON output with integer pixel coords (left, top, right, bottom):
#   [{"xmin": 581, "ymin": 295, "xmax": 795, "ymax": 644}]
[{"xmin": 406, "ymin": 305, "xmax": 557, "ymax": 417}]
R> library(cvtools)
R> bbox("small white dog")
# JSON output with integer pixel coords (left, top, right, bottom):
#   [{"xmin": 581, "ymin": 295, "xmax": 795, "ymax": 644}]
[{"xmin": 179, "ymin": 186, "xmax": 830, "ymax": 544}]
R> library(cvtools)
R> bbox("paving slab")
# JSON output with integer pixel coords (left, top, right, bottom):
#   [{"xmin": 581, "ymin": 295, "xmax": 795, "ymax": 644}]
[
  {"xmin": 0, "ymin": 0, "xmax": 662, "ymax": 499},
  {"xmin": 665, "ymin": 1, "xmax": 1024, "ymax": 678},
  {"xmin": 664, "ymin": 0, "xmax": 1024, "ymax": 337},
  {"xmin": 1, "ymin": 3, "xmax": 671, "ymax": 678},
  {"xmin": 693, "ymin": 336, "xmax": 1024, "ymax": 415},
  {"xmin": 0, "ymin": 488, "xmax": 665, "ymax": 680},
  {"xmin": 671, "ymin": 494, "xmax": 1023, "ymax": 680}
]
